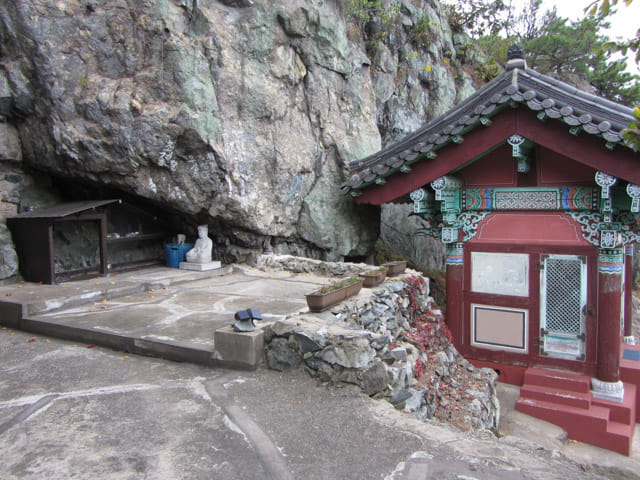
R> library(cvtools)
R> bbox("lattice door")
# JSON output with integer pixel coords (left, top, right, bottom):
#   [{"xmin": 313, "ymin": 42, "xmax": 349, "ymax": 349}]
[{"xmin": 540, "ymin": 255, "xmax": 587, "ymax": 361}]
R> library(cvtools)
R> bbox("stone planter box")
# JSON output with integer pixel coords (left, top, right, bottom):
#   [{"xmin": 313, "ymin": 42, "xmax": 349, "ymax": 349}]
[
  {"xmin": 383, "ymin": 261, "xmax": 407, "ymax": 276},
  {"xmin": 359, "ymin": 269, "xmax": 386, "ymax": 287},
  {"xmin": 306, "ymin": 278, "xmax": 363, "ymax": 312},
  {"xmin": 306, "ymin": 287, "xmax": 346, "ymax": 312},
  {"xmin": 343, "ymin": 277, "xmax": 364, "ymax": 297}
]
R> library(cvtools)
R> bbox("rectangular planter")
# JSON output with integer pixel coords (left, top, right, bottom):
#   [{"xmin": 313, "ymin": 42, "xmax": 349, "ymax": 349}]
[
  {"xmin": 305, "ymin": 277, "xmax": 364, "ymax": 312},
  {"xmin": 306, "ymin": 285, "xmax": 347, "ymax": 312},
  {"xmin": 359, "ymin": 270, "xmax": 386, "ymax": 287},
  {"xmin": 344, "ymin": 277, "xmax": 364, "ymax": 297},
  {"xmin": 383, "ymin": 261, "xmax": 407, "ymax": 276}
]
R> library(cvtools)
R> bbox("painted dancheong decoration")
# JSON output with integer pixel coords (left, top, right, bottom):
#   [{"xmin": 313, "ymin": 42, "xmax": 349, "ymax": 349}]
[{"xmin": 342, "ymin": 45, "xmax": 640, "ymax": 455}]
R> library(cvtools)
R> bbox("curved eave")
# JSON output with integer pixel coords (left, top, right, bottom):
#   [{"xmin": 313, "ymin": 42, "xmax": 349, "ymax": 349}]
[{"xmin": 342, "ymin": 67, "xmax": 637, "ymax": 197}]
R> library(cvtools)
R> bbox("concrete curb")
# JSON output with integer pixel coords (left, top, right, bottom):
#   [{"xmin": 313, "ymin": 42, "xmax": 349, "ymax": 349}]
[{"xmin": 0, "ymin": 265, "xmax": 238, "ymax": 366}]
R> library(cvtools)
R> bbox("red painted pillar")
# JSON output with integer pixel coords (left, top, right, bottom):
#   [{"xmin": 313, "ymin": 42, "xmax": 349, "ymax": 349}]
[
  {"xmin": 624, "ymin": 244, "xmax": 634, "ymax": 338},
  {"xmin": 596, "ymin": 248, "xmax": 624, "ymax": 383},
  {"xmin": 445, "ymin": 243, "xmax": 464, "ymax": 350}
]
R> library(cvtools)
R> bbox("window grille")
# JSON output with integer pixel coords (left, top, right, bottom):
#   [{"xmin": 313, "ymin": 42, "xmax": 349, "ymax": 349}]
[{"xmin": 543, "ymin": 257, "xmax": 583, "ymax": 334}]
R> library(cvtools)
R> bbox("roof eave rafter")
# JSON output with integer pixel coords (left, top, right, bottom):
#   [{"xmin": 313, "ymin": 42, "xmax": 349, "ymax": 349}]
[{"xmin": 354, "ymin": 108, "xmax": 639, "ymax": 205}]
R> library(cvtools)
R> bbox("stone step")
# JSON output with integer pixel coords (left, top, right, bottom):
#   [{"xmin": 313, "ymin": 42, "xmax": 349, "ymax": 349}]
[
  {"xmin": 592, "ymin": 382, "xmax": 637, "ymax": 425},
  {"xmin": 523, "ymin": 367, "xmax": 591, "ymax": 394},
  {"xmin": 519, "ymin": 383, "xmax": 592, "ymax": 409},
  {"xmin": 620, "ymin": 345, "xmax": 640, "ymax": 423},
  {"xmin": 18, "ymin": 313, "xmax": 263, "ymax": 370},
  {"xmin": 515, "ymin": 397, "xmax": 632, "ymax": 455},
  {"xmin": 517, "ymin": 368, "xmax": 637, "ymax": 456},
  {"xmin": 17, "ymin": 315, "xmax": 217, "ymax": 366}
]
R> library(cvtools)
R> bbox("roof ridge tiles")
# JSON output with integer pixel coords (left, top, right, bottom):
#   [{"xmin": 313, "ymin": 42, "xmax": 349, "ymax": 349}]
[
  {"xmin": 521, "ymin": 69, "xmax": 634, "ymax": 117},
  {"xmin": 342, "ymin": 66, "xmax": 637, "ymax": 193}
]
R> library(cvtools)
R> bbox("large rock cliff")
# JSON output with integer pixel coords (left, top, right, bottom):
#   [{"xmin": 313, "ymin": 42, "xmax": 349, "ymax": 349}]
[{"xmin": 0, "ymin": 0, "xmax": 476, "ymax": 279}]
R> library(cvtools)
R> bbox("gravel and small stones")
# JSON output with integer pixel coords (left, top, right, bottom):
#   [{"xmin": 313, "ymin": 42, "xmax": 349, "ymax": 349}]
[{"xmin": 263, "ymin": 261, "xmax": 499, "ymax": 432}]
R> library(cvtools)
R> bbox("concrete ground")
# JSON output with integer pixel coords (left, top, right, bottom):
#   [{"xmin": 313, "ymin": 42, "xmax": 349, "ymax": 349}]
[
  {"xmin": 498, "ymin": 382, "xmax": 640, "ymax": 475},
  {"xmin": 0, "ymin": 265, "xmax": 327, "ymax": 365},
  {"xmin": 1, "ymin": 266, "xmax": 640, "ymax": 479}
]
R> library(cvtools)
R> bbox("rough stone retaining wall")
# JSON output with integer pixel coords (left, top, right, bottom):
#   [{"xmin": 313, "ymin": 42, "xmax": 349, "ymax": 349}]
[
  {"xmin": 262, "ymin": 256, "xmax": 499, "ymax": 432},
  {"xmin": 255, "ymin": 254, "xmax": 371, "ymax": 277}
]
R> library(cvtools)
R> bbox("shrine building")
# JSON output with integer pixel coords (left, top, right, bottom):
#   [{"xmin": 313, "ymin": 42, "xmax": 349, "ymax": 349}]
[{"xmin": 342, "ymin": 46, "xmax": 640, "ymax": 455}]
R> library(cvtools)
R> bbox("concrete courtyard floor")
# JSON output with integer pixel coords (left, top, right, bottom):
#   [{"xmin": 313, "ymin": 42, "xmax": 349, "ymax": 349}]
[
  {"xmin": 0, "ymin": 265, "xmax": 328, "ymax": 364},
  {"xmin": 1, "ymin": 265, "xmax": 640, "ymax": 479}
]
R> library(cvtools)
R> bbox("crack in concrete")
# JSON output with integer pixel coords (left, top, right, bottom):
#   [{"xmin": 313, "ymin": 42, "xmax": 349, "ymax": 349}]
[
  {"xmin": 0, "ymin": 384, "xmax": 161, "ymax": 410},
  {"xmin": 0, "ymin": 377, "xmax": 224, "ymax": 436},
  {"xmin": 0, "ymin": 377, "xmax": 228, "ymax": 435},
  {"xmin": 205, "ymin": 374, "xmax": 294, "ymax": 480},
  {"xmin": 0, "ymin": 377, "xmax": 222, "ymax": 410},
  {"xmin": 0, "ymin": 394, "xmax": 59, "ymax": 435}
]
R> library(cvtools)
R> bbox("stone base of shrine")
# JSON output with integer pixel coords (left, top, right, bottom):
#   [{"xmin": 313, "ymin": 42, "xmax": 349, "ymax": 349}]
[
  {"xmin": 470, "ymin": 359, "xmax": 526, "ymax": 386},
  {"xmin": 621, "ymin": 343, "xmax": 640, "ymax": 421},
  {"xmin": 470, "ymin": 342, "xmax": 640, "ymax": 455},
  {"xmin": 516, "ymin": 367, "xmax": 636, "ymax": 456},
  {"xmin": 591, "ymin": 378, "xmax": 625, "ymax": 403},
  {"xmin": 179, "ymin": 261, "xmax": 222, "ymax": 271}
]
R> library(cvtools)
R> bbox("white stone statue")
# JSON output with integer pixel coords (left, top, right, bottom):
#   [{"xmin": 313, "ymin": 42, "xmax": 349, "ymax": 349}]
[{"xmin": 186, "ymin": 225, "xmax": 213, "ymax": 263}]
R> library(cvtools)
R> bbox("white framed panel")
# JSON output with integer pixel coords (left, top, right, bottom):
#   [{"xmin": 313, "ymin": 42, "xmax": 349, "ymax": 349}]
[
  {"xmin": 471, "ymin": 252, "xmax": 529, "ymax": 297},
  {"xmin": 471, "ymin": 304, "xmax": 528, "ymax": 353}
]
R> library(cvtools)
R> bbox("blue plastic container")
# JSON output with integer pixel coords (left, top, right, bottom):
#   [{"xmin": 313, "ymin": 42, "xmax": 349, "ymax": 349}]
[{"xmin": 166, "ymin": 243, "xmax": 193, "ymax": 268}]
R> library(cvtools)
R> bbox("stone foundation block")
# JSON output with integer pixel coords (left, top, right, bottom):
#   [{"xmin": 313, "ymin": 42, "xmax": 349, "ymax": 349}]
[
  {"xmin": 179, "ymin": 261, "xmax": 222, "ymax": 271},
  {"xmin": 591, "ymin": 377, "xmax": 625, "ymax": 402},
  {"xmin": 213, "ymin": 326, "xmax": 264, "ymax": 370}
]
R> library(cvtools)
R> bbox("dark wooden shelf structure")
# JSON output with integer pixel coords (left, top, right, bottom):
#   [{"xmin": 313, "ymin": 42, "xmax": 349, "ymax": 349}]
[{"xmin": 8, "ymin": 199, "xmax": 173, "ymax": 284}]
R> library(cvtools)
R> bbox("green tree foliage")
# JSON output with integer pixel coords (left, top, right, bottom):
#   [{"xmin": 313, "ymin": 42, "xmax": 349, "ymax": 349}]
[
  {"xmin": 588, "ymin": 57, "xmax": 640, "ymax": 104},
  {"xmin": 446, "ymin": 0, "xmax": 549, "ymax": 38},
  {"xmin": 446, "ymin": 0, "xmax": 640, "ymax": 110},
  {"xmin": 586, "ymin": 0, "xmax": 640, "ymax": 149},
  {"xmin": 624, "ymin": 106, "xmax": 640, "ymax": 150},
  {"xmin": 445, "ymin": 0, "xmax": 509, "ymax": 37},
  {"xmin": 523, "ymin": 12, "xmax": 640, "ymax": 104},
  {"xmin": 446, "ymin": 0, "xmax": 640, "ymax": 149},
  {"xmin": 523, "ymin": 13, "xmax": 602, "ymax": 76},
  {"xmin": 587, "ymin": 0, "xmax": 640, "ymax": 63}
]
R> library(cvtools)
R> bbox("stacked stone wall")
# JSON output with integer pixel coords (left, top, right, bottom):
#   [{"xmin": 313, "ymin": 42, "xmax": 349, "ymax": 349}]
[{"xmin": 263, "ymin": 258, "xmax": 499, "ymax": 431}]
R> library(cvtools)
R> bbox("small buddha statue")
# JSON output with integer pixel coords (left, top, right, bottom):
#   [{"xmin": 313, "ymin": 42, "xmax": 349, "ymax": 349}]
[{"xmin": 186, "ymin": 225, "xmax": 213, "ymax": 263}]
